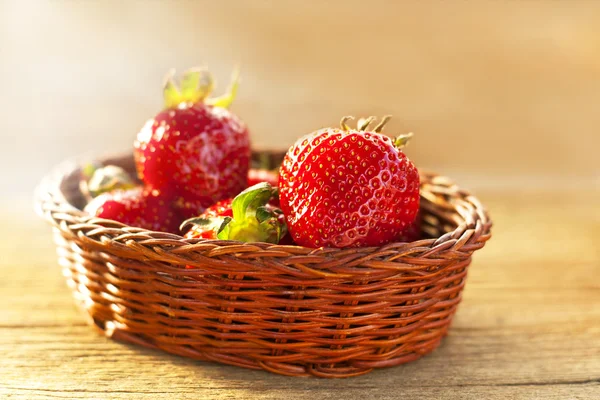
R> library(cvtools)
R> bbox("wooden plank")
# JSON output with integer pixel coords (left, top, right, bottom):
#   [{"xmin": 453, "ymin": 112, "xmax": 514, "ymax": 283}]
[
  {"xmin": 0, "ymin": 384, "xmax": 598, "ymax": 400},
  {"xmin": 1, "ymin": 323, "xmax": 598, "ymax": 385},
  {"xmin": 1, "ymin": 191, "xmax": 598, "ymax": 398}
]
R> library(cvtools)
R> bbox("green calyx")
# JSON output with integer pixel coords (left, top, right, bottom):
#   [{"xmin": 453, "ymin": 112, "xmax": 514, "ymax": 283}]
[
  {"xmin": 180, "ymin": 216, "xmax": 232, "ymax": 236},
  {"xmin": 163, "ymin": 66, "xmax": 240, "ymax": 109},
  {"xmin": 182, "ymin": 182, "xmax": 287, "ymax": 244},
  {"xmin": 80, "ymin": 164, "xmax": 136, "ymax": 199},
  {"xmin": 393, "ymin": 132, "xmax": 414, "ymax": 149},
  {"xmin": 340, "ymin": 115, "xmax": 413, "ymax": 149}
]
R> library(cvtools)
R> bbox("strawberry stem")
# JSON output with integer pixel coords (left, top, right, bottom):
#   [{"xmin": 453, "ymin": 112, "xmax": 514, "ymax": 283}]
[
  {"xmin": 340, "ymin": 116, "xmax": 355, "ymax": 131},
  {"xmin": 206, "ymin": 66, "xmax": 240, "ymax": 109},
  {"xmin": 340, "ymin": 115, "xmax": 393, "ymax": 133},
  {"xmin": 357, "ymin": 116, "xmax": 375, "ymax": 131},
  {"xmin": 163, "ymin": 68, "xmax": 214, "ymax": 108},
  {"xmin": 163, "ymin": 69, "xmax": 182, "ymax": 109},
  {"xmin": 162, "ymin": 66, "xmax": 240, "ymax": 109},
  {"xmin": 372, "ymin": 115, "xmax": 392, "ymax": 133},
  {"xmin": 217, "ymin": 182, "xmax": 286, "ymax": 243},
  {"xmin": 179, "ymin": 67, "xmax": 214, "ymax": 104},
  {"xmin": 393, "ymin": 132, "xmax": 414, "ymax": 149}
]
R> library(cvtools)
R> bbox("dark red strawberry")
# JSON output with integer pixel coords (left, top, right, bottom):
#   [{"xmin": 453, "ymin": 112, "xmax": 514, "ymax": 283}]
[
  {"xmin": 182, "ymin": 182, "xmax": 287, "ymax": 243},
  {"xmin": 171, "ymin": 196, "xmax": 210, "ymax": 222},
  {"xmin": 397, "ymin": 213, "xmax": 421, "ymax": 242},
  {"xmin": 248, "ymin": 168, "xmax": 279, "ymax": 187},
  {"xmin": 84, "ymin": 186, "xmax": 179, "ymax": 233},
  {"xmin": 279, "ymin": 116, "xmax": 420, "ymax": 248},
  {"xmin": 248, "ymin": 168, "xmax": 281, "ymax": 207},
  {"xmin": 134, "ymin": 67, "xmax": 251, "ymax": 219},
  {"xmin": 277, "ymin": 234, "xmax": 297, "ymax": 246}
]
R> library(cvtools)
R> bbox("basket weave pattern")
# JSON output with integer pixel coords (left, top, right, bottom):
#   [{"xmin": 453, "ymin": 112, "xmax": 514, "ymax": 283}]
[{"xmin": 36, "ymin": 153, "xmax": 492, "ymax": 378}]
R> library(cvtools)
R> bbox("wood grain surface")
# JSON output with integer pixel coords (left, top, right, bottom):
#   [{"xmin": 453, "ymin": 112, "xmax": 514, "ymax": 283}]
[{"xmin": 1, "ymin": 190, "xmax": 598, "ymax": 399}]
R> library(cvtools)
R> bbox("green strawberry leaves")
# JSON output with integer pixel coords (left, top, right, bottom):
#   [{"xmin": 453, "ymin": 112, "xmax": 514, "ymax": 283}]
[
  {"xmin": 163, "ymin": 66, "xmax": 239, "ymax": 110},
  {"xmin": 181, "ymin": 182, "xmax": 287, "ymax": 244},
  {"xmin": 393, "ymin": 132, "xmax": 414, "ymax": 149},
  {"xmin": 217, "ymin": 182, "xmax": 286, "ymax": 243},
  {"xmin": 180, "ymin": 215, "xmax": 232, "ymax": 237},
  {"xmin": 230, "ymin": 182, "xmax": 274, "ymax": 222},
  {"xmin": 206, "ymin": 67, "xmax": 240, "ymax": 109}
]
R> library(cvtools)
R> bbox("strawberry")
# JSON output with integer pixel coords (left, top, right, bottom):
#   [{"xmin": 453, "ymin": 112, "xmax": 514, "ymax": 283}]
[
  {"xmin": 183, "ymin": 198, "xmax": 234, "ymax": 239},
  {"xmin": 277, "ymin": 233, "xmax": 297, "ymax": 246},
  {"xmin": 182, "ymin": 182, "xmax": 287, "ymax": 243},
  {"xmin": 84, "ymin": 186, "xmax": 179, "ymax": 233},
  {"xmin": 171, "ymin": 196, "xmax": 211, "ymax": 222},
  {"xmin": 134, "ymin": 67, "xmax": 251, "ymax": 220},
  {"xmin": 170, "ymin": 167, "xmax": 278, "ymax": 221},
  {"xmin": 279, "ymin": 116, "xmax": 420, "ymax": 248},
  {"xmin": 397, "ymin": 213, "xmax": 421, "ymax": 242},
  {"xmin": 248, "ymin": 168, "xmax": 279, "ymax": 187}
]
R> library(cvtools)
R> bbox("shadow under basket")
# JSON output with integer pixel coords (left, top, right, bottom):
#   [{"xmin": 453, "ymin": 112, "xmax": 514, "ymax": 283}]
[{"xmin": 35, "ymin": 151, "xmax": 492, "ymax": 378}]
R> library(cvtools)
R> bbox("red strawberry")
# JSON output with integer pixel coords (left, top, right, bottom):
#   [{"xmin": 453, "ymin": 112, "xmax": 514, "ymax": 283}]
[
  {"xmin": 170, "ymin": 168, "xmax": 279, "ymax": 221},
  {"xmin": 277, "ymin": 234, "xmax": 297, "ymax": 246},
  {"xmin": 248, "ymin": 168, "xmax": 279, "ymax": 187},
  {"xmin": 248, "ymin": 168, "xmax": 281, "ymax": 207},
  {"xmin": 174, "ymin": 168, "xmax": 277, "ymax": 222},
  {"xmin": 279, "ymin": 116, "xmax": 420, "ymax": 248},
  {"xmin": 84, "ymin": 186, "xmax": 179, "ymax": 233},
  {"xmin": 397, "ymin": 213, "xmax": 421, "ymax": 242},
  {"xmin": 134, "ymin": 67, "xmax": 251, "ymax": 219},
  {"xmin": 183, "ymin": 198, "xmax": 234, "ymax": 239},
  {"xmin": 182, "ymin": 183, "xmax": 287, "ymax": 243},
  {"xmin": 171, "ymin": 196, "xmax": 210, "ymax": 222}
]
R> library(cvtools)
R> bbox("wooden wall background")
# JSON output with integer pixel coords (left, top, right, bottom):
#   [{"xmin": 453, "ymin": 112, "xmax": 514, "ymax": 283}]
[{"xmin": 1, "ymin": 0, "xmax": 598, "ymax": 195}]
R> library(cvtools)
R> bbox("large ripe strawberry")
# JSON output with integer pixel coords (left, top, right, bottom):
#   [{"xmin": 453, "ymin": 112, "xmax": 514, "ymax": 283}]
[
  {"xmin": 134, "ymin": 67, "xmax": 251, "ymax": 219},
  {"xmin": 84, "ymin": 186, "xmax": 179, "ymax": 233},
  {"xmin": 279, "ymin": 116, "xmax": 420, "ymax": 248},
  {"xmin": 182, "ymin": 182, "xmax": 287, "ymax": 243}
]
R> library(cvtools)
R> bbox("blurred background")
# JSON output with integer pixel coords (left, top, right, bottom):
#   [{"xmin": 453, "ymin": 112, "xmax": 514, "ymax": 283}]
[{"xmin": 0, "ymin": 0, "xmax": 598, "ymax": 197}]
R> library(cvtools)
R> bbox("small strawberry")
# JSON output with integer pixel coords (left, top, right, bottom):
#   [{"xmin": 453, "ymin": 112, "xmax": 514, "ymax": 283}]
[
  {"xmin": 84, "ymin": 186, "xmax": 179, "ymax": 233},
  {"xmin": 279, "ymin": 116, "xmax": 420, "ymax": 248},
  {"xmin": 183, "ymin": 198, "xmax": 234, "ymax": 239},
  {"xmin": 182, "ymin": 182, "xmax": 286, "ymax": 243},
  {"xmin": 248, "ymin": 168, "xmax": 279, "ymax": 187},
  {"xmin": 134, "ymin": 67, "xmax": 251, "ymax": 219}
]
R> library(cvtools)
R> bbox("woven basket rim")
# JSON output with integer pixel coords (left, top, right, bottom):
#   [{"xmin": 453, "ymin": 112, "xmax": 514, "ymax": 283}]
[{"xmin": 35, "ymin": 151, "xmax": 492, "ymax": 270}]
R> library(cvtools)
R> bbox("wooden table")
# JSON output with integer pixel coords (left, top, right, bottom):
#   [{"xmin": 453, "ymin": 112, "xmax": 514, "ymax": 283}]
[{"xmin": 1, "ymin": 190, "xmax": 598, "ymax": 399}]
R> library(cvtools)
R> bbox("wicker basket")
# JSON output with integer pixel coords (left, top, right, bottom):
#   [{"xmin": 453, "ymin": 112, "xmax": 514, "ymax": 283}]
[{"xmin": 35, "ymin": 151, "xmax": 492, "ymax": 378}]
